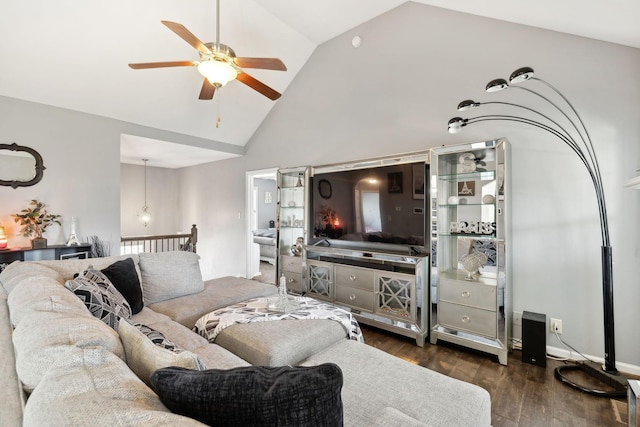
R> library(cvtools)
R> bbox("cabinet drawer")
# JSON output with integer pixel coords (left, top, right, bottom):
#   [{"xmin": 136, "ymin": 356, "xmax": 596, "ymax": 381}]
[
  {"xmin": 438, "ymin": 301, "xmax": 497, "ymax": 338},
  {"xmin": 439, "ymin": 278, "xmax": 497, "ymax": 311},
  {"xmin": 334, "ymin": 265, "xmax": 374, "ymax": 291},
  {"xmin": 281, "ymin": 255, "xmax": 302, "ymax": 273},
  {"xmin": 284, "ymin": 271, "xmax": 304, "ymax": 294},
  {"xmin": 335, "ymin": 286, "xmax": 374, "ymax": 312}
]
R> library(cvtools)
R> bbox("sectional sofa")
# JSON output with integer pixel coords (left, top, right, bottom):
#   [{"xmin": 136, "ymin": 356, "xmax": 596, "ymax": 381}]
[{"xmin": 0, "ymin": 251, "xmax": 491, "ymax": 426}]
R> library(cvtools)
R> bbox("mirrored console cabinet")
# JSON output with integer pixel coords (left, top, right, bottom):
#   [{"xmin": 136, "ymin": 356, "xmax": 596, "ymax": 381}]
[
  {"xmin": 277, "ymin": 152, "xmax": 430, "ymax": 346},
  {"xmin": 429, "ymin": 138, "xmax": 512, "ymax": 364}
]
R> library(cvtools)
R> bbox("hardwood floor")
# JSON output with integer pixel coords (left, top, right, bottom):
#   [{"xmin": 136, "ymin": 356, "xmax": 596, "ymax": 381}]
[{"xmin": 360, "ymin": 325, "xmax": 633, "ymax": 427}]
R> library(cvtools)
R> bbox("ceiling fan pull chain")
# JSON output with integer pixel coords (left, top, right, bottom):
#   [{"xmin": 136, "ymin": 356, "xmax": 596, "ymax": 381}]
[{"xmin": 215, "ymin": 87, "xmax": 222, "ymax": 128}]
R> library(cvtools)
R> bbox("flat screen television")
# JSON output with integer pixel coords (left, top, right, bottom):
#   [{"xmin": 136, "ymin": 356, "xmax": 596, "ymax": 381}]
[{"xmin": 309, "ymin": 155, "xmax": 429, "ymax": 255}]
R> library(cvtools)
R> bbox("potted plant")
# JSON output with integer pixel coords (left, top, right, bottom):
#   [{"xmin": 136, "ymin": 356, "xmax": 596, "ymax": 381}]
[{"xmin": 12, "ymin": 199, "xmax": 62, "ymax": 249}]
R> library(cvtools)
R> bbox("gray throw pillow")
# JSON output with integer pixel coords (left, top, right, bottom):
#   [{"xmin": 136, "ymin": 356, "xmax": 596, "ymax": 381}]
[
  {"xmin": 65, "ymin": 268, "xmax": 132, "ymax": 331},
  {"xmin": 119, "ymin": 319, "xmax": 205, "ymax": 387},
  {"xmin": 151, "ymin": 364, "xmax": 344, "ymax": 427},
  {"xmin": 138, "ymin": 251, "xmax": 204, "ymax": 305}
]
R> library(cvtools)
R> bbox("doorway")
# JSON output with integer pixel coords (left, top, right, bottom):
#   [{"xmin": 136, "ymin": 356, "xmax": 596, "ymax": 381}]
[{"xmin": 245, "ymin": 168, "xmax": 277, "ymax": 284}]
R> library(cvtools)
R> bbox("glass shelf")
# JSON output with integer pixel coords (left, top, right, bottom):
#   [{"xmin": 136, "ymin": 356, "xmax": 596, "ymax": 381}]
[
  {"xmin": 438, "ymin": 233, "xmax": 497, "ymax": 239},
  {"xmin": 439, "ymin": 203, "xmax": 496, "ymax": 207},
  {"xmin": 438, "ymin": 171, "xmax": 495, "ymax": 181}
]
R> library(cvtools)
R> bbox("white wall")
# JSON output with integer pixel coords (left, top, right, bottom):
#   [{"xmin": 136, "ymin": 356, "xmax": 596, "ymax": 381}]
[{"xmin": 178, "ymin": 3, "xmax": 640, "ymax": 368}]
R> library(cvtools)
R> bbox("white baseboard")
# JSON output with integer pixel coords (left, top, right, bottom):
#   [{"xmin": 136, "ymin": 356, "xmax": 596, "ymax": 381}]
[{"xmin": 546, "ymin": 345, "xmax": 640, "ymax": 377}]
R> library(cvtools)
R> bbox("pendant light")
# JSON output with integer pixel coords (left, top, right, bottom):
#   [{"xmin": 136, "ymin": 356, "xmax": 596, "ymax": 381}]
[{"xmin": 138, "ymin": 159, "xmax": 151, "ymax": 227}]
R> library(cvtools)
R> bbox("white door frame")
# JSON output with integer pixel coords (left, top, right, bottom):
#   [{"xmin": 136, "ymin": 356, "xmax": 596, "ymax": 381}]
[{"xmin": 245, "ymin": 168, "xmax": 277, "ymax": 280}]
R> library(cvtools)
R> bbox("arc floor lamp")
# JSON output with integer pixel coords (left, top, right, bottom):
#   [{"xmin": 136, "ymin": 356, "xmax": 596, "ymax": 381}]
[{"xmin": 448, "ymin": 66, "xmax": 627, "ymax": 397}]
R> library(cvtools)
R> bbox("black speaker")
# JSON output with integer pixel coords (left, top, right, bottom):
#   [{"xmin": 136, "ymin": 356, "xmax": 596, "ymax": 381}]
[{"xmin": 522, "ymin": 311, "xmax": 546, "ymax": 367}]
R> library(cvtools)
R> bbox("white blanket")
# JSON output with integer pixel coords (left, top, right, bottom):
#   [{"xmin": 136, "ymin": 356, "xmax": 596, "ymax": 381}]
[{"xmin": 194, "ymin": 297, "xmax": 364, "ymax": 343}]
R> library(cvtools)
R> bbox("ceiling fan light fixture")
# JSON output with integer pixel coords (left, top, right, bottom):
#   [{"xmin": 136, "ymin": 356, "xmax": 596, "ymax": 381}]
[{"xmin": 198, "ymin": 59, "xmax": 237, "ymax": 87}]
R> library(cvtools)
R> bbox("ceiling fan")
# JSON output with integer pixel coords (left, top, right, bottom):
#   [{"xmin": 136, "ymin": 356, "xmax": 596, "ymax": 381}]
[{"xmin": 128, "ymin": 0, "xmax": 287, "ymax": 101}]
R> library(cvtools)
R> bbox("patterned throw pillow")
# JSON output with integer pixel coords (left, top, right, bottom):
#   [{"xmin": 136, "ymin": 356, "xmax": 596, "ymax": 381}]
[
  {"xmin": 135, "ymin": 323, "xmax": 179, "ymax": 351},
  {"xmin": 65, "ymin": 267, "xmax": 132, "ymax": 331},
  {"xmin": 118, "ymin": 319, "xmax": 205, "ymax": 387},
  {"xmin": 151, "ymin": 364, "xmax": 344, "ymax": 427}
]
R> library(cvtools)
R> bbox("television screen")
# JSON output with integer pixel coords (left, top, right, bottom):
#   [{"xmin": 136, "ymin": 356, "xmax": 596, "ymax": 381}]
[{"xmin": 309, "ymin": 161, "xmax": 428, "ymax": 253}]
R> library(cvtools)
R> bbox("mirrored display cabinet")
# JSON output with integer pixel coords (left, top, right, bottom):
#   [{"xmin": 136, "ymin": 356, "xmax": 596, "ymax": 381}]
[
  {"xmin": 276, "ymin": 166, "xmax": 310, "ymax": 294},
  {"xmin": 429, "ymin": 138, "xmax": 511, "ymax": 364}
]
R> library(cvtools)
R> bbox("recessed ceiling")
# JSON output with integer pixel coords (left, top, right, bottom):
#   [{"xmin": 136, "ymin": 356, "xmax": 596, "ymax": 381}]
[{"xmin": 1, "ymin": 1, "xmax": 638, "ymax": 168}]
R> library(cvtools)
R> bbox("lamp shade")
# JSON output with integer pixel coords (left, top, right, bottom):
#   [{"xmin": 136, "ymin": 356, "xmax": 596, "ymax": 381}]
[
  {"xmin": 457, "ymin": 99, "xmax": 480, "ymax": 111},
  {"xmin": 139, "ymin": 206, "xmax": 151, "ymax": 227},
  {"xmin": 0, "ymin": 225, "xmax": 8, "ymax": 249},
  {"xmin": 509, "ymin": 66, "xmax": 535, "ymax": 84},
  {"xmin": 447, "ymin": 117, "xmax": 466, "ymax": 134},
  {"xmin": 197, "ymin": 60, "xmax": 238, "ymax": 87},
  {"xmin": 485, "ymin": 78, "xmax": 509, "ymax": 92}
]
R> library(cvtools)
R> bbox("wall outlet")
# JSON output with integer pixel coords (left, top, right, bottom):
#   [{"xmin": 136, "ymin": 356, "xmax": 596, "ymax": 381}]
[
  {"xmin": 550, "ymin": 318, "xmax": 563, "ymax": 334},
  {"xmin": 513, "ymin": 311, "xmax": 522, "ymax": 326},
  {"xmin": 512, "ymin": 311, "xmax": 522, "ymax": 341}
]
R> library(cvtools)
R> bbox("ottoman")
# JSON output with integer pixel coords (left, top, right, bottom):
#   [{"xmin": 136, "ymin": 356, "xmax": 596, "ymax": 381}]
[{"xmin": 215, "ymin": 320, "xmax": 348, "ymax": 366}]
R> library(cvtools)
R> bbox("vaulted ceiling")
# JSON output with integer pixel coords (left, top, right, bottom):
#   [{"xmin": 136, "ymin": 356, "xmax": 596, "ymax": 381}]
[{"xmin": 1, "ymin": 1, "xmax": 638, "ymax": 167}]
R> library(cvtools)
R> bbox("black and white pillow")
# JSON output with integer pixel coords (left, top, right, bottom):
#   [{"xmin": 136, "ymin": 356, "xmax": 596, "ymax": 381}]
[
  {"xmin": 135, "ymin": 323, "xmax": 178, "ymax": 351},
  {"xmin": 65, "ymin": 267, "xmax": 132, "ymax": 331}
]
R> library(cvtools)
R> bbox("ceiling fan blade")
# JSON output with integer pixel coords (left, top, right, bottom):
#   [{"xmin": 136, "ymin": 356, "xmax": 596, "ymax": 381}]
[
  {"xmin": 233, "ymin": 57, "xmax": 287, "ymax": 71},
  {"xmin": 128, "ymin": 60, "xmax": 197, "ymax": 69},
  {"xmin": 161, "ymin": 20, "xmax": 211, "ymax": 55},
  {"xmin": 199, "ymin": 79, "xmax": 216, "ymax": 100},
  {"xmin": 236, "ymin": 72, "xmax": 281, "ymax": 100}
]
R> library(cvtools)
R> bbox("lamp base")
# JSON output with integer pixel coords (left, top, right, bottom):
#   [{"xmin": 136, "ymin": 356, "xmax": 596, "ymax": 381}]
[{"xmin": 555, "ymin": 361, "xmax": 628, "ymax": 398}]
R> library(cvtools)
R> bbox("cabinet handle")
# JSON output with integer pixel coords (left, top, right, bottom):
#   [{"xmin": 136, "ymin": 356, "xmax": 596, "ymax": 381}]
[
  {"xmin": 461, "ymin": 315, "xmax": 470, "ymax": 323},
  {"xmin": 349, "ymin": 275, "xmax": 356, "ymax": 281},
  {"xmin": 349, "ymin": 294, "xmax": 356, "ymax": 301},
  {"xmin": 461, "ymin": 290, "xmax": 470, "ymax": 298}
]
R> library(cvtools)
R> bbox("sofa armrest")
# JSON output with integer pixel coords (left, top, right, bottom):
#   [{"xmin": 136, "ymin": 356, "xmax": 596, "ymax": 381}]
[{"xmin": 0, "ymin": 293, "xmax": 24, "ymax": 427}]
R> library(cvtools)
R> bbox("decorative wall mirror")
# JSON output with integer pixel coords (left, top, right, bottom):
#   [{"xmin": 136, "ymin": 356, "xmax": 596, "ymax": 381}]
[
  {"xmin": 0, "ymin": 143, "xmax": 45, "ymax": 188},
  {"xmin": 318, "ymin": 179, "xmax": 332, "ymax": 199}
]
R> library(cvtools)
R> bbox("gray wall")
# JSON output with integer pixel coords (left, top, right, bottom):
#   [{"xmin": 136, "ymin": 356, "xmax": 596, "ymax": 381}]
[{"xmin": 178, "ymin": 3, "xmax": 640, "ymax": 369}]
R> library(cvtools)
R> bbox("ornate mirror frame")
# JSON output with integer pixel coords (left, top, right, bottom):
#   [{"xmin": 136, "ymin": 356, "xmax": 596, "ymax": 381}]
[
  {"xmin": 318, "ymin": 179, "xmax": 332, "ymax": 199},
  {"xmin": 0, "ymin": 143, "xmax": 45, "ymax": 188}
]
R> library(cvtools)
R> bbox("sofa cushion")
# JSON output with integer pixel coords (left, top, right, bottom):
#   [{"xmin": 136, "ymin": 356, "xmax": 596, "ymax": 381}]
[
  {"xmin": 118, "ymin": 319, "xmax": 205, "ymax": 387},
  {"xmin": 8, "ymin": 276, "xmax": 90, "ymax": 328},
  {"xmin": 13, "ymin": 309, "xmax": 124, "ymax": 393},
  {"xmin": 215, "ymin": 320, "xmax": 347, "ymax": 366},
  {"xmin": 65, "ymin": 268, "xmax": 132, "ymax": 331},
  {"xmin": 101, "ymin": 257, "xmax": 144, "ymax": 314},
  {"xmin": 151, "ymin": 364, "xmax": 344, "ymax": 427},
  {"xmin": 0, "ymin": 292, "xmax": 24, "ymax": 427},
  {"xmin": 0, "ymin": 261, "xmax": 64, "ymax": 294},
  {"xmin": 301, "ymin": 340, "xmax": 492, "ymax": 427},
  {"xmin": 23, "ymin": 346, "xmax": 205, "ymax": 427},
  {"xmin": 148, "ymin": 276, "xmax": 277, "ymax": 328},
  {"xmin": 132, "ymin": 307, "xmax": 251, "ymax": 370},
  {"xmin": 139, "ymin": 251, "xmax": 204, "ymax": 305}
]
